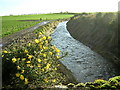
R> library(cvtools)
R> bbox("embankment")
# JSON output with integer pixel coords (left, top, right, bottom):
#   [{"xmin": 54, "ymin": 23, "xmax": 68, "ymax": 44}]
[{"xmin": 67, "ymin": 12, "xmax": 120, "ymax": 66}]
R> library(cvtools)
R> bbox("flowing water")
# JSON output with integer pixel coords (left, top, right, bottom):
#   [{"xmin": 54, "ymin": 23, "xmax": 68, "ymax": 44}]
[
  {"xmin": 51, "ymin": 21, "xmax": 119, "ymax": 83},
  {"xmin": 0, "ymin": 44, "xmax": 2, "ymax": 47}
]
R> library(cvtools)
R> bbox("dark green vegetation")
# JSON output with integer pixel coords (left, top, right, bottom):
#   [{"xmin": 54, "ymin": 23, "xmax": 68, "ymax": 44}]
[
  {"xmin": 67, "ymin": 12, "xmax": 120, "ymax": 67},
  {"xmin": 2, "ymin": 13, "xmax": 74, "ymax": 38}
]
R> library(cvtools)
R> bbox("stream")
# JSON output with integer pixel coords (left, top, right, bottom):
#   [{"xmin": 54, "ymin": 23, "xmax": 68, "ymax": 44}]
[{"xmin": 51, "ymin": 21, "xmax": 120, "ymax": 83}]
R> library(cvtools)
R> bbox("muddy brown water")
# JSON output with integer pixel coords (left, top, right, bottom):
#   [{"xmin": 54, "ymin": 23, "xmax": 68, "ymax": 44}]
[{"xmin": 51, "ymin": 21, "xmax": 120, "ymax": 83}]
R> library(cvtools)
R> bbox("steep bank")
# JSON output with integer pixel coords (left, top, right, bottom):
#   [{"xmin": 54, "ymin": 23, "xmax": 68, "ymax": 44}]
[{"xmin": 67, "ymin": 13, "xmax": 120, "ymax": 66}]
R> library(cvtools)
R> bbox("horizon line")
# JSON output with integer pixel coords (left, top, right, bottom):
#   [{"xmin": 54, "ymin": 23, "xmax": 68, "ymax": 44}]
[{"xmin": 1, "ymin": 11, "xmax": 119, "ymax": 16}]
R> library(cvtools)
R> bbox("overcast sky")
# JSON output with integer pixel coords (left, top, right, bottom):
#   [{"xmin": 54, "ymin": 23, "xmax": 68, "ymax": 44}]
[{"xmin": 0, "ymin": 0, "xmax": 119, "ymax": 16}]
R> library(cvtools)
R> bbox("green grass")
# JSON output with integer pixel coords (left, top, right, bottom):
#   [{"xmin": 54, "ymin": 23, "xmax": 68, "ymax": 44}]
[
  {"xmin": 3, "ymin": 13, "xmax": 74, "ymax": 20},
  {"xmin": 2, "ymin": 20, "xmax": 41, "ymax": 38},
  {"xmin": 2, "ymin": 13, "xmax": 74, "ymax": 38}
]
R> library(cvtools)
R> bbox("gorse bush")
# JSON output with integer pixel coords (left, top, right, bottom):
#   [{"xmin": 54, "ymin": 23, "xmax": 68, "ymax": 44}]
[{"xmin": 2, "ymin": 32, "xmax": 66, "ymax": 89}]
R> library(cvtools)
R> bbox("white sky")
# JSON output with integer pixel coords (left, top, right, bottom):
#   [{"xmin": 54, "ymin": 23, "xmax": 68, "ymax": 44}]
[{"xmin": 0, "ymin": 0, "xmax": 119, "ymax": 16}]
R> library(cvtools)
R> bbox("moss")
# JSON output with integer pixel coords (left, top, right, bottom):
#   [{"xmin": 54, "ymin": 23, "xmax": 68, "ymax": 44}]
[
  {"xmin": 100, "ymin": 83, "xmax": 112, "ymax": 89},
  {"xmin": 115, "ymin": 82, "xmax": 120, "ymax": 88},
  {"xmin": 75, "ymin": 83, "xmax": 85, "ymax": 87},
  {"xmin": 67, "ymin": 83, "xmax": 75, "ymax": 88},
  {"xmin": 109, "ymin": 76, "xmax": 120, "ymax": 82},
  {"xmin": 111, "ymin": 86, "xmax": 116, "ymax": 89},
  {"xmin": 94, "ymin": 79, "xmax": 107, "ymax": 86},
  {"xmin": 109, "ymin": 79, "xmax": 118, "ymax": 85},
  {"xmin": 66, "ymin": 76, "xmax": 120, "ymax": 89},
  {"xmin": 84, "ymin": 82, "xmax": 96, "ymax": 89},
  {"xmin": 85, "ymin": 82, "xmax": 94, "ymax": 86}
]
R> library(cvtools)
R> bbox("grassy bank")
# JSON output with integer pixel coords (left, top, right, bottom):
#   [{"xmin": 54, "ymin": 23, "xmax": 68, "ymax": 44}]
[
  {"xmin": 2, "ymin": 13, "xmax": 74, "ymax": 38},
  {"xmin": 67, "ymin": 12, "xmax": 119, "ymax": 66},
  {"xmin": 2, "ymin": 20, "xmax": 69, "ymax": 89}
]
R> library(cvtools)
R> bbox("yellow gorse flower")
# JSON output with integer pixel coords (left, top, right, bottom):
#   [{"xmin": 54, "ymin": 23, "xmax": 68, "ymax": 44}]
[
  {"xmin": 43, "ymin": 46, "xmax": 48, "ymax": 50},
  {"xmin": 43, "ymin": 53, "xmax": 47, "ymax": 57},
  {"xmin": 52, "ymin": 79, "xmax": 56, "ymax": 82},
  {"xmin": 26, "ymin": 61, "xmax": 31, "ymax": 63},
  {"xmin": 28, "ymin": 55, "xmax": 33, "ymax": 59},
  {"xmin": 49, "ymin": 52, "xmax": 53, "ymax": 55},
  {"xmin": 12, "ymin": 58, "xmax": 17, "ymax": 63},
  {"xmin": 44, "ymin": 59, "xmax": 47, "ymax": 61},
  {"xmin": 56, "ymin": 52, "xmax": 60, "ymax": 55},
  {"xmin": 40, "ymin": 38, "xmax": 43, "ymax": 41},
  {"xmin": 21, "ymin": 70, "xmax": 25, "ymax": 73},
  {"xmin": 17, "ymin": 58, "xmax": 20, "ymax": 60},
  {"xmin": 39, "ymin": 52, "xmax": 43, "ymax": 55},
  {"xmin": 42, "ymin": 68, "xmax": 44, "ymax": 72},
  {"xmin": 35, "ymin": 39, "xmax": 39, "ymax": 43},
  {"xmin": 39, "ymin": 32, "xmax": 42, "ymax": 35},
  {"xmin": 45, "ymin": 63, "xmax": 51, "ymax": 70},
  {"xmin": 27, "ymin": 64, "xmax": 31, "ymax": 67},
  {"xmin": 54, "ymin": 68, "xmax": 57, "ymax": 70},
  {"xmin": 3, "ymin": 50, "xmax": 8, "ymax": 53},
  {"xmin": 55, "ymin": 48, "xmax": 60, "ymax": 53},
  {"xmin": 41, "ymin": 49, "xmax": 44, "ymax": 52},
  {"xmin": 22, "ymin": 58, "xmax": 26, "ymax": 61},
  {"xmin": 45, "ymin": 40, "xmax": 48, "ymax": 44},
  {"xmin": 28, "ymin": 43, "xmax": 31, "ymax": 46},
  {"xmin": 39, "ymin": 45, "xmax": 43, "ymax": 49},
  {"xmin": 24, "ymin": 50, "xmax": 28, "ymax": 53},
  {"xmin": 38, "ymin": 59, "xmax": 42, "ymax": 62},
  {"xmin": 56, "ymin": 56, "xmax": 60, "ymax": 59},
  {"xmin": 40, "ymin": 42, "xmax": 43, "ymax": 45},
  {"xmin": 43, "ymin": 60, "xmax": 47, "ymax": 64},
  {"xmin": 43, "ymin": 36, "xmax": 46, "ymax": 40},
  {"xmin": 24, "ymin": 78, "xmax": 29, "ymax": 84},
  {"xmin": 57, "ymin": 64, "xmax": 60, "ymax": 66},
  {"xmin": 20, "ymin": 75, "xmax": 24, "ymax": 80},
  {"xmin": 44, "ymin": 78, "xmax": 48, "ymax": 83},
  {"xmin": 16, "ymin": 73, "xmax": 20, "ymax": 77},
  {"xmin": 17, "ymin": 66, "xmax": 21, "ymax": 70},
  {"xmin": 2, "ymin": 55, "xmax": 4, "ymax": 57},
  {"xmin": 47, "ymin": 36, "xmax": 51, "ymax": 39},
  {"xmin": 38, "ymin": 64, "xmax": 41, "ymax": 67}
]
